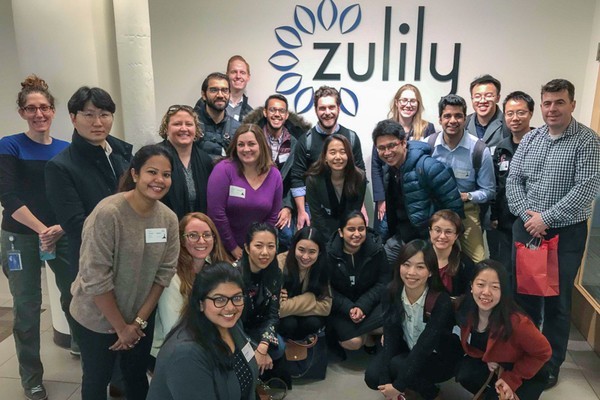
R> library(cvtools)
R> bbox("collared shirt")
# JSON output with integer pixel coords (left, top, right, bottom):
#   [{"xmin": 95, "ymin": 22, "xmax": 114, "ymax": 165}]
[
  {"xmin": 401, "ymin": 286, "xmax": 428, "ymax": 350},
  {"xmin": 103, "ymin": 140, "xmax": 116, "ymax": 177},
  {"xmin": 228, "ymin": 99, "xmax": 243, "ymax": 121},
  {"xmin": 506, "ymin": 118, "xmax": 600, "ymax": 227},
  {"xmin": 431, "ymin": 132, "xmax": 495, "ymax": 203},
  {"xmin": 265, "ymin": 126, "xmax": 292, "ymax": 168}
]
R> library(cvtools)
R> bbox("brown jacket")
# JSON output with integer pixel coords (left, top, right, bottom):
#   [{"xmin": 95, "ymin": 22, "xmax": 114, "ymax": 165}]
[{"xmin": 277, "ymin": 252, "xmax": 332, "ymax": 318}]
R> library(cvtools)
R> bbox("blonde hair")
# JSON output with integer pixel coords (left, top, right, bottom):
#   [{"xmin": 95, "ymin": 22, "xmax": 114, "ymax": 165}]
[
  {"xmin": 158, "ymin": 105, "xmax": 202, "ymax": 141},
  {"xmin": 388, "ymin": 84, "xmax": 430, "ymax": 140}
]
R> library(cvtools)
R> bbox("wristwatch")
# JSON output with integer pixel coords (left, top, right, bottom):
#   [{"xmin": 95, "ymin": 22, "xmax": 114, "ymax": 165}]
[
  {"xmin": 135, "ymin": 316, "xmax": 148, "ymax": 330},
  {"xmin": 467, "ymin": 193, "xmax": 473, "ymax": 201}
]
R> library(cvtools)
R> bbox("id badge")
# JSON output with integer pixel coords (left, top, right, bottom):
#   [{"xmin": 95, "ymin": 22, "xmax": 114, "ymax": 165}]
[
  {"xmin": 349, "ymin": 275, "xmax": 356, "ymax": 286},
  {"xmin": 7, "ymin": 250, "xmax": 23, "ymax": 271},
  {"xmin": 242, "ymin": 341, "xmax": 255, "ymax": 362}
]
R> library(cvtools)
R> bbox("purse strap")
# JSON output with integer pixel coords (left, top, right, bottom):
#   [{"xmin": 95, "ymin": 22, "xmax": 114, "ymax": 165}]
[{"xmin": 472, "ymin": 366, "xmax": 505, "ymax": 400}]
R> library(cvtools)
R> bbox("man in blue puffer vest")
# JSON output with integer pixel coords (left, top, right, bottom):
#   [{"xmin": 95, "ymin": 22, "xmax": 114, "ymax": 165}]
[{"xmin": 372, "ymin": 119, "xmax": 464, "ymax": 267}]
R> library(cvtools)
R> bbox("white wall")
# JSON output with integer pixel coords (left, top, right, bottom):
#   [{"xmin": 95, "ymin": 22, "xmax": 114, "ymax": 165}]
[
  {"xmin": 581, "ymin": 0, "xmax": 600, "ymax": 127},
  {"xmin": 148, "ymin": 0, "xmax": 597, "ymax": 166}
]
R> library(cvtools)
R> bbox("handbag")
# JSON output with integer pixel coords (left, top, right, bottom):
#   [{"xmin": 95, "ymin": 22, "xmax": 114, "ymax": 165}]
[
  {"xmin": 472, "ymin": 366, "xmax": 520, "ymax": 400},
  {"xmin": 284, "ymin": 331, "xmax": 328, "ymax": 380},
  {"xmin": 515, "ymin": 235, "xmax": 559, "ymax": 297},
  {"xmin": 256, "ymin": 377, "xmax": 287, "ymax": 400}
]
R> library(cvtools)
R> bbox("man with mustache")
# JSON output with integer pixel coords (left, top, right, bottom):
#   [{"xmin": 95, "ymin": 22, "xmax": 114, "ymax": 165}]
[
  {"xmin": 193, "ymin": 72, "xmax": 241, "ymax": 159},
  {"xmin": 290, "ymin": 86, "xmax": 365, "ymax": 230}
]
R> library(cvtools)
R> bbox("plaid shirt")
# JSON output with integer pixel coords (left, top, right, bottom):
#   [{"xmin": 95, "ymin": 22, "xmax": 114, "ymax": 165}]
[{"xmin": 506, "ymin": 118, "xmax": 600, "ymax": 227}]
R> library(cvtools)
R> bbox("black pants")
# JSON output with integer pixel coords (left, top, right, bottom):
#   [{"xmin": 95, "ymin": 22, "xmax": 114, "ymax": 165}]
[
  {"xmin": 512, "ymin": 219, "xmax": 587, "ymax": 371},
  {"xmin": 456, "ymin": 355, "xmax": 548, "ymax": 400},
  {"xmin": 72, "ymin": 312, "xmax": 155, "ymax": 400},
  {"xmin": 364, "ymin": 335, "xmax": 461, "ymax": 400},
  {"xmin": 279, "ymin": 315, "xmax": 326, "ymax": 340}
]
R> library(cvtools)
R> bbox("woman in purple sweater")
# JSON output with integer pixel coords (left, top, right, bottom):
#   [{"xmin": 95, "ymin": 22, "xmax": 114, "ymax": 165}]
[{"xmin": 208, "ymin": 124, "xmax": 283, "ymax": 260}]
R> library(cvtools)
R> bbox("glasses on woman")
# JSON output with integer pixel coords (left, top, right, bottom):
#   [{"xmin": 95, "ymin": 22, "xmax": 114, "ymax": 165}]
[
  {"xmin": 21, "ymin": 105, "xmax": 54, "ymax": 115},
  {"xmin": 430, "ymin": 227, "xmax": 457, "ymax": 237},
  {"xmin": 182, "ymin": 232, "xmax": 214, "ymax": 242},
  {"xmin": 168, "ymin": 105, "xmax": 195, "ymax": 114},
  {"xmin": 204, "ymin": 294, "xmax": 244, "ymax": 308},
  {"xmin": 398, "ymin": 98, "xmax": 418, "ymax": 106}
]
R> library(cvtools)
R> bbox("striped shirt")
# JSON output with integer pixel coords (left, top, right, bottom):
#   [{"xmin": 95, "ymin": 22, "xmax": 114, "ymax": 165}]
[{"xmin": 506, "ymin": 118, "xmax": 600, "ymax": 227}]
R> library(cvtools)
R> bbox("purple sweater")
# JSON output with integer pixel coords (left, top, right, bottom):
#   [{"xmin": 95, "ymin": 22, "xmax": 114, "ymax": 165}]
[{"xmin": 207, "ymin": 159, "xmax": 283, "ymax": 252}]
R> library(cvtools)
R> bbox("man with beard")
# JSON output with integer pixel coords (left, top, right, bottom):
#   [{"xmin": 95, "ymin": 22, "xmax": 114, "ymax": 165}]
[
  {"xmin": 290, "ymin": 86, "xmax": 365, "ymax": 230},
  {"xmin": 243, "ymin": 94, "xmax": 311, "ymax": 250},
  {"xmin": 193, "ymin": 72, "xmax": 241, "ymax": 159},
  {"xmin": 226, "ymin": 55, "xmax": 253, "ymax": 122}
]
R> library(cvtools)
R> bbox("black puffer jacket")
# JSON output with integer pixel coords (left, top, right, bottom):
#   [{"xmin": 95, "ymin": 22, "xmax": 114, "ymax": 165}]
[{"xmin": 326, "ymin": 229, "xmax": 390, "ymax": 316}]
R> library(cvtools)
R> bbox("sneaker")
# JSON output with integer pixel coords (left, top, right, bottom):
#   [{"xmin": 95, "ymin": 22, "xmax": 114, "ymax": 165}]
[{"xmin": 24, "ymin": 384, "xmax": 48, "ymax": 400}]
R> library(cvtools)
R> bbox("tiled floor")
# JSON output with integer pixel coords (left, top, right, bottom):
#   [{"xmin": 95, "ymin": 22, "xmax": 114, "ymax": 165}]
[{"xmin": 0, "ymin": 268, "xmax": 598, "ymax": 400}]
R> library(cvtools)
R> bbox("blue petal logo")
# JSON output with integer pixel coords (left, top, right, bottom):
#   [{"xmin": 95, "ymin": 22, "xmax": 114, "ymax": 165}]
[{"xmin": 269, "ymin": 0, "xmax": 362, "ymax": 115}]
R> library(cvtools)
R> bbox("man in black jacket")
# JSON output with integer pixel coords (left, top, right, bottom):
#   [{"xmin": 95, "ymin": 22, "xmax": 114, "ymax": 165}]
[{"xmin": 45, "ymin": 87, "xmax": 132, "ymax": 361}]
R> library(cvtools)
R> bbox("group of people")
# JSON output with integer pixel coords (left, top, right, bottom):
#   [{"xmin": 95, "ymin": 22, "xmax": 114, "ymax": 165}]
[{"xmin": 0, "ymin": 52, "xmax": 599, "ymax": 400}]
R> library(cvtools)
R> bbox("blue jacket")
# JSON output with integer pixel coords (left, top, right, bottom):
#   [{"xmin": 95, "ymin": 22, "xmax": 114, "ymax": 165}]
[{"xmin": 384, "ymin": 141, "xmax": 464, "ymax": 238}]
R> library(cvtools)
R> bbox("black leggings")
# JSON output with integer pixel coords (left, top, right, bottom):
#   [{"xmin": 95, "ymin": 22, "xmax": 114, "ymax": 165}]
[
  {"xmin": 279, "ymin": 315, "xmax": 326, "ymax": 340},
  {"xmin": 456, "ymin": 355, "xmax": 548, "ymax": 400}
]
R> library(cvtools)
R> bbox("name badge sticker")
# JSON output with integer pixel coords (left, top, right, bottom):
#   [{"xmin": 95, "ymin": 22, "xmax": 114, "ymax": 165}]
[
  {"xmin": 349, "ymin": 275, "xmax": 356, "ymax": 286},
  {"xmin": 145, "ymin": 228, "xmax": 167, "ymax": 243},
  {"xmin": 278, "ymin": 153, "xmax": 290, "ymax": 163},
  {"xmin": 242, "ymin": 341, "xmax": 255, "ymax": 362},
  {"xmin": 453, "ymin": 168, "xmax": 470, "ymax": 179},
  {"xmin": 499, "ymin": 160, "xmax": 509, "ymax": 172},
  {"xmin": 229, "ymin": 185, "xmax": 246, "ymax": 199}
]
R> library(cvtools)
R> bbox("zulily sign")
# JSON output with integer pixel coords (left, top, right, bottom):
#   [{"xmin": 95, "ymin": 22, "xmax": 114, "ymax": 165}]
[{"xmin": 268, "ymin": 0, "xmax": 461, "ymax": 116}]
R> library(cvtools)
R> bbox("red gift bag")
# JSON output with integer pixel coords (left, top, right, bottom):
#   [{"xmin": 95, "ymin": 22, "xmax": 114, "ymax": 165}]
[{"xmin": 515, "ymin": 235, "xmax": 559, "ymax": 297}]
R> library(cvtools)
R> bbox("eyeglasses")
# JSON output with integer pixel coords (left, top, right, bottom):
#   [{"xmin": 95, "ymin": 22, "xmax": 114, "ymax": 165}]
[
  {"xmin": 78, "ymin": 111, "xmax": 113, "ymax": 122},
  {"xmin": 21, "ymin": 105, "xmax": 54, "ymax": 115},
  {"xmin": 430, "ymin": 227, "xmax": 457, "ymax": 236},
  {"xmin": 204, "ymin": 294, "xmax": 244, "ymax": 308},
  {"xmin": 267, "ymin": 107, "xmax": 287, "ymax": 115},
  {"xmin": 398, "ymin": 98, "xmax": 418, "ymax": 106},
  {"xmin": 182, "ymin": 232, "xmax": 214, "ymax": 242},
  {"xmin": 376, "ymin": 141, "xmax": 402, "ymax": 153},
  {"xmin": 472, "ymin": 93, "xmax": 497, "ymax": 102},
  {"xmin": 168, "ymin": 105, "xmax": 194, "ymax": 114},
  {"xmin": 505, "ymin": 110, "xmax": 530, "ymax": 118},
  {"xmin": 207, "ymin": 87, "xmax": 230, "ymax": 95}
]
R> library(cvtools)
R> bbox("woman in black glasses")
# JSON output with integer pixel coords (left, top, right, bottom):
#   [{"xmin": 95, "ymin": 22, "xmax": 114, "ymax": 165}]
[
  {"xmin": 158, "ymin": 105, "xmax": 214, "ymax": 219},
  {"xmin": 148, "ymin": 263, "xmax": 259, "ymax": 400}
]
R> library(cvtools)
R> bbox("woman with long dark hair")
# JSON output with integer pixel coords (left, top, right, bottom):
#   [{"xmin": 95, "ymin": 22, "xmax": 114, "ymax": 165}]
[
  {"xmin": 277, "ymin": 226, "xmax": 331, "ymax": 340},
  {"xmin": 148, "ymin": 263, "xmax": 258, "ymax": 400},
  {"xmin": 428, "ymin": 209, "xmax": 475, "ymax": 297},
  {"xmin": 327, "ymin": 211, "xmax": 389, "ymax": 354},
  {"xmin": 456, "ymin": 260, "xmax": 551, "ymax": 400},
  {"xmin": 305, "ymin": 134, "xmax": 366, "ymax": 240},
  {"xmin": 364, "ymin": 240, "xmax": 462, "ymax": 400},
  {"xmin": 69, "ymin": 144, "xmax": 180, "ymax": 400}
]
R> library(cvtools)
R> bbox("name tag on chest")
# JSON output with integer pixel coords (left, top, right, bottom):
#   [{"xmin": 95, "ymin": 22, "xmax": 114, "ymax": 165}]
[
  {"xmin": 145, "ymin": 228, "xmax": 167, "ymax": 243},
  {"xmin": 229, "ymin": 185, "xmax": 246, "ymax": 198},
  {"xmin": 453, "ymin": 168, "xmax": 470, "ymax": 179},
  {"xmin": 242, "ymin": 341, "xmax": 255, "ymax": 362}
]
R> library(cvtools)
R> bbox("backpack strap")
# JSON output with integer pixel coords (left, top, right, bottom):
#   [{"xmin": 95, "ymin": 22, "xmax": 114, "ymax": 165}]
[
  {"xmin": 426, "ymin": 131, "xmax": 439, "ymax": 149},
  {"xmin": 472, "ymin": 139, "xmax": 486, "ymax": 174},
  {"xmin": 305, "ymin": 129, "xmax": 313, "ymax": 160},
  {"xmin": 423, "ymin": 289, "xmax": 440, "ymax": 322}
]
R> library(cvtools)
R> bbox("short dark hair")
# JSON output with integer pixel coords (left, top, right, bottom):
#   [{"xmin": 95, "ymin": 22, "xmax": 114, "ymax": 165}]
[
  {"xmin": 201, "ymin": 72, "xmax": 230, "ymax": 94},
  {"xmin": 502, "ymin": 91, "xmax": 535, "ymax": 112},
  {"xmin": 371, "ymin": 119, "xmax": 407, "ymax": 144},
  {"xmin": 469, "ymin": 74, "xmax": 501, "ymax": 95},
  {"xmin": 438, "ymin": 94, "xmax": 467, "ymax": 117},
  {"xmin": 67, "ymin": 86, "xmax": 116, "ymax": 114},
  {"xmin": 264, "ymin": 94, "xmax": 288, "ymax": 110},
  {"xmin": 541, "ymin": 79, "xmax": 575, "ymax": 102},
  {"xmin": 314, "ymin": 85, "xmax": 340, "ymax": 108}
]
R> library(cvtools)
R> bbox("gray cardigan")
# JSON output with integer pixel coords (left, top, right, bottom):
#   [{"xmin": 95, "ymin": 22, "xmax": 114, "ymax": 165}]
[{"xmin": 148, "ymin": 322, "xmax": 259, "ymax": 400}]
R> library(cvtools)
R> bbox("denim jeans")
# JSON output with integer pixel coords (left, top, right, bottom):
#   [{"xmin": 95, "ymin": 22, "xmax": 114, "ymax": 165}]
[{"xmin": 1, "ymin": 230, "xmax": 73, "ymax": 389}]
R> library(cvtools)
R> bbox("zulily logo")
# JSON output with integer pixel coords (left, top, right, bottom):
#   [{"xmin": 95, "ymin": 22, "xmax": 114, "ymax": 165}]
[{"xmin": 268, "ymin": 0, "xmax": 461, "ymax": 115}]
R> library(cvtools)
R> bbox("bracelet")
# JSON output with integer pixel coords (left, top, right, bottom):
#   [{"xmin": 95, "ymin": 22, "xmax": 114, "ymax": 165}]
[{"xmin": 256, "ymin": 348, "xmax": 268, "ymax": 356}]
